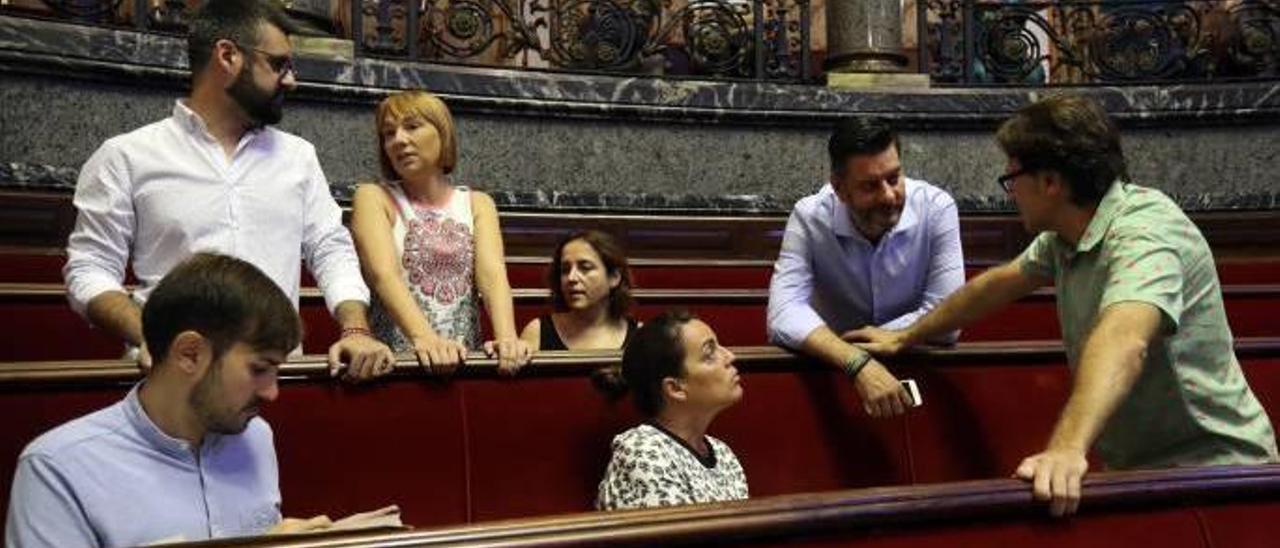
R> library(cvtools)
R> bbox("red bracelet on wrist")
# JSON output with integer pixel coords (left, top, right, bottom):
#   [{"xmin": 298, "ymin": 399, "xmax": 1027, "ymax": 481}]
[{"xmin": 341, "ymin": 327, "xmax": 373, "ymax": 339}]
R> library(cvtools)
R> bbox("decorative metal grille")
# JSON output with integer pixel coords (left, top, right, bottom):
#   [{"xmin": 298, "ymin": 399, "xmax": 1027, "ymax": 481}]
[
  {"xmin": 353, "ymin": 0, "xmax": 813, "ymax": 80},
  {"xmin": 1, "ymin": 0, "xmax": 810, "ymax": 80},
  {"xmin": 923, "ymin": 0, "xmax": 1280, "ymax": 84}
]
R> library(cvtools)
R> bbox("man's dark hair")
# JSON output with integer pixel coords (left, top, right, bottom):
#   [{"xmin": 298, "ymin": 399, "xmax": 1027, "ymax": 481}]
[
  {"xmin": 996, "ymin": 94, "xmax": 1129, "ymax": 207},
  {"xmin": 828, "ymin": 117, "xmax": 899, "ymax": 175},
  {"xmin": 143, "ymin": 253, "xmax": 302, "ymax": 364},
  {"xmin": 188, "ymin": 0, "xmax": 295, "ymax": 78},
  {"xmin": 593, "ymin": 309, "xmax": 696, "ymax": 417}
]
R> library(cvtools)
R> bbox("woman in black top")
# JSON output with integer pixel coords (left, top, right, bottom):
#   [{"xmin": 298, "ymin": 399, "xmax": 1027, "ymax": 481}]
[{"xmin": 520, "ymin": 230, "xmax": 637, "ymax": 351}]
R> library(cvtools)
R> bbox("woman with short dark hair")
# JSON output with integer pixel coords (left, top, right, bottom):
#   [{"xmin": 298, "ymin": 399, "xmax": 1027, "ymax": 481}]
[
  {"xmin": 520, "ymin": 230, "xmax": 636, "ymax": 351},
  {"xmin": 595, "ymin": 310, "xmax": 747, "ymax": 510}
]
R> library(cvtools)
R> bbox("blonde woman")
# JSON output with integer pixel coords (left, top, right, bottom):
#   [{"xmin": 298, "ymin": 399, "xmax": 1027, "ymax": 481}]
[{"xmin": 351, "ymin": 90, "xmax": 531, "ymax": 375}]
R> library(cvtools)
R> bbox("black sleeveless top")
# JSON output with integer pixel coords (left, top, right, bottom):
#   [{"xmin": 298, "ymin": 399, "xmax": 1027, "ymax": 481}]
[{"xmin": 538, "ymin": 314, "xmax": 638, "ymax": 351}]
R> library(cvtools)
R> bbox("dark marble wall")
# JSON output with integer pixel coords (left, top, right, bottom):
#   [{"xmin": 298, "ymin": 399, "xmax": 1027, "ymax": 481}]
[{"xmin": 4, "ymin": 14, "xmax": 1280, "ymax": 213}]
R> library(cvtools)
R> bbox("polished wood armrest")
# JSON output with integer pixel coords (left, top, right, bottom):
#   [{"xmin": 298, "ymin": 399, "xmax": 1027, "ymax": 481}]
[
  {"xmin": 4, "ymin": 338, "xmax": 1280, "ymax": 385},
  {"xmin": 180, "ymin": 464, "xmax": 1280, "ymax": 547}
]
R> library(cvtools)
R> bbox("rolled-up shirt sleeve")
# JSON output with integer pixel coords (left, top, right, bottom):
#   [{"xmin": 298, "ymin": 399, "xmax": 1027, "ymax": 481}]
[
  {"xmin": 767, "ymin": 209, "xmax": 826, "ymax": 349},
  {"xmin": 1018, "ymin": 231, "xmax": 1059, "ymax": 280},
  {"xmin": 5, "ymin": 455, "xmax": 97, "ymax": 548},
  {"xmin": 880, "ymin": 194, "xmax": 965, "ymax": 342},
  {"xmin": 63, "ymin": 142, "xmax": 135, "ymax": 319},
  {"xmin": 299, "ymin": 148, "xmax": 370, "ymax": 313}
]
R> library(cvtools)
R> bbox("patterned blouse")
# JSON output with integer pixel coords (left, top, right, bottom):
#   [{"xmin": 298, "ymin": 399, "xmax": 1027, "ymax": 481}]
[
  {"xmin": 596, "ymin": 423, "xmax": 748, "ymax": 511},
  {"xmin": 369, "ymin": 183, "xmax": 481, "ymax": 350}
]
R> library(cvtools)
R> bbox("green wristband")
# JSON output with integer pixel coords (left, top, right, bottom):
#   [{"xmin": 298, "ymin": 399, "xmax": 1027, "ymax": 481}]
[{"xmin": 842, "ymin": 350, "xmax": 872, "ymax": 379}]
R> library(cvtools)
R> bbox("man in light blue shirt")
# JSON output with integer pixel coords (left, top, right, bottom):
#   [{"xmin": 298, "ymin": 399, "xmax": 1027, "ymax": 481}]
[
  {"xmin": 6, "ymin": 253, "xmax": 302, "ymax": 547},
  {"xmin": 768, "ymin": 117, "xmax": 964, "ymax": 418}
]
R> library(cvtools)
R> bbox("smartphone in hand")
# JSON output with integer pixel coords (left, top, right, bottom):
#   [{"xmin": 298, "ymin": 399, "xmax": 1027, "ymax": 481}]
[{"xmin": 900, "ymin": 379, "xmax": 923, "ymax": 408}]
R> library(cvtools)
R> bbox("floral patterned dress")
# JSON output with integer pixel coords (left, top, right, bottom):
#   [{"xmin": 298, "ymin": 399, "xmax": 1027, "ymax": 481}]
[
  {"xmin": 596, "ymin": 423, "xmax": 748, "ymax": 510},
  {"xmin": 369, "ymin": 183, "xmax": 481, "ymax": 350}
]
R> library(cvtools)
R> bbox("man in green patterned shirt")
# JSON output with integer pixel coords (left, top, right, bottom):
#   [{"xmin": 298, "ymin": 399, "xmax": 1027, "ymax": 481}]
[{"xmin": 848, "ymin": 94, "xmax": 1277, "ymax": 516}]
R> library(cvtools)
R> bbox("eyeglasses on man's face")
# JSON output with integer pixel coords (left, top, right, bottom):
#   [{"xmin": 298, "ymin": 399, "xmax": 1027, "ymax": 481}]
[
  {"xmin": 997, "ymin": 168, "xmax": 1032, "ymax": 193},
  {"xmin": 234, "ymin": 42, "xmax": 295, "ymax": 77}
]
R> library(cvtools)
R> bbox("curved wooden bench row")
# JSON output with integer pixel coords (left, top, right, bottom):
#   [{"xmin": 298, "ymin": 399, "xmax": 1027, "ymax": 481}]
[
  {"xmin": 182, "ymin": 465, "xmax": 1280, "ymax": 547},
  {"xmin": 2, "ymin": 341, "xmax": 1279, "ymax": 533},
  {"xmin": 6, "ymin": 190, "xmax": 1280, "ymax": 264},
  {"xmin": 1, "ymin": 281, "xmax": 1277, "ymax": 360},
  {"xmin": 5, "ymin": 248, "xmax": 1280, "ymax": 288}
]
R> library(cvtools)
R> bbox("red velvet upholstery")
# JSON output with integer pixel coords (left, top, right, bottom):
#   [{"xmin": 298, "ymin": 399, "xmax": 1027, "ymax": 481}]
[
  {"xmin": 899, "ymin": 363, "xmax": 1071, "ymax": 482},
  {"xmin": 10, "ymin": 289, "xmax": 1277, "ymax": 361},
  {"xmin": 464, "ymin": 377, "xmax": 639, "ymax": 520},
  {"xmin": 0, "ymin": 386, "xmax": 126, "ymax": 529},
  {"xmin": 263, "ymin": 382, "xmax": 469, "ymax": 528},
  {"xmin": 506, "ymin": 264, "xmax": 774, "ymax": 290},
  {"xmin": 775, "ymin": 508, "xmax": 1210, "ymax": 548},
  {"xmin": 2, "ymin": 301, "xmax": 126, "ymax": 360},
  {"xmin": 1197, "ymin": 502, "xmax": 1280, "ymax": 547},
  {"xmin": 2, "ymin": 354, "xmax": 1277, "ymax": 534},
  {"xmin": 2, "ymin": 250, "xmax": 1273, "ymax": 361},
  {"xmin": 713, "ymin": 371, "xmax": 912, "ymax": 494},
  {"xmin": 4, "ymin": 252, "xmax": 1276, "ymax": 286}
]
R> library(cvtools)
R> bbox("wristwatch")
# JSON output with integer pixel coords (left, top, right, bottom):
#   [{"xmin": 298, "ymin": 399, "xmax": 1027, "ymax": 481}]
[{"xmin": 842, "ymin": 349, "xmax": 872, "ymax": 379}]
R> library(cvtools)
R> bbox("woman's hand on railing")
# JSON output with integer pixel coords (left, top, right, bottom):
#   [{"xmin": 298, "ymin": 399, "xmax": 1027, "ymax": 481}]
[
  {"xmin": 484, "ymin": 338, "xmax": 533, "ymax": 376},
  {"xmin": 412, "ymin": 335, "xmax": 467, "ymax": 376}
]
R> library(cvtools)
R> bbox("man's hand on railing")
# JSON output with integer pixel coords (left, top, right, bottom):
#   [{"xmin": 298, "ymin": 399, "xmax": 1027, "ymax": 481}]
[
  {"xmin": 853, "ymin": 360, "xmax": 913, "ymax": 418},
  {"xmin": 842, "ymin": 326, "xmax": 910, "ymax": 356},
  {"xmin": 268, "ymin": 515, "xmax": 333, "ymax": 535},
  {"xmin": 1015, "ymin": 447, "xmax": 1089, "ymax": 517},
  {"xmin": 328, "ymin": 331, "xmax": 396, "ymax": 382}
]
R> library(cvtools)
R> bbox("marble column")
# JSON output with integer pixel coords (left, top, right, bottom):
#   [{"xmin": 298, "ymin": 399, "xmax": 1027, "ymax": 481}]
[{"xmin": 824, "ymin": 0, "xmax": 908, "ymax": 73}]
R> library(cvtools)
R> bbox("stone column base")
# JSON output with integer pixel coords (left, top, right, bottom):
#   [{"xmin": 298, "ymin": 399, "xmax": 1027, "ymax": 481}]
[
  {"xmin": 824, "ymin": 51, "xmax": 909, "ymax": 74},
  {"xmin": 827, "ymin": 72, "xmax": 930, "ymax": 89},
  {"xmin": 291, "ymin": 36, "xmax": 355, "ymax": 62}
]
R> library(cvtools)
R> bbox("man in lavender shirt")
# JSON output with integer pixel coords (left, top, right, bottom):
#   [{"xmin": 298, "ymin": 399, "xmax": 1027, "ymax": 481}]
[
  {"xmin": 767, "ymin": 118, "xmax": 965, "ymax": 418},
  {"xmin": 6, "ymin": 254, "xmax": 325, "ymax": 547}
]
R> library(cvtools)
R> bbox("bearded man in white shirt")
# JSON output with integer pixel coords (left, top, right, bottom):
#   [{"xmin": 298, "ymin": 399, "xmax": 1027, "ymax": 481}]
[{"xmin": 62, "ymin": 0, "xmax": 393, "ymax": 380}]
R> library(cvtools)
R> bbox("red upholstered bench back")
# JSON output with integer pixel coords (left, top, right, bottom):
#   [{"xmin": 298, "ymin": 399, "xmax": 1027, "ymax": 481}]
[{"xmin": 3, "ymin": 345, "xmax": 1276, "ymax": 534}]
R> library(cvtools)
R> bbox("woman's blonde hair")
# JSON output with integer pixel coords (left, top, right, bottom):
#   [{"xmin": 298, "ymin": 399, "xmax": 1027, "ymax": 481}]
[{"xmin": 375, "ymin": 90, "xmax": 458, "ymax": 179}]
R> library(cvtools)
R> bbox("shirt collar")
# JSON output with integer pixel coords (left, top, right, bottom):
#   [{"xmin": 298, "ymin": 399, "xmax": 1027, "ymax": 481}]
[
  {"xmin": 1069, "ymin": 180, "xmax": 1127, "ymax": 253},
  {"xmin": 172, "ymin": 99, "xmax": 264, "ymax": 146},
  {"xmin": 173, "ymin": 100, "xmax": 214, "ymax": 142},
  {"xmin": 831, "ymin": 189, "xmax": 859, "ymax": 238},
  {"xmin": 124, "ymin": 382, "xmax": 219, "ymax": 460},
  {"xmin": 647, "ymin": 422, "xmax": 717, "ymax": 469},
  {"xmin": 829, "ymin": 178, "xmax": 919, "ymax": 243}
]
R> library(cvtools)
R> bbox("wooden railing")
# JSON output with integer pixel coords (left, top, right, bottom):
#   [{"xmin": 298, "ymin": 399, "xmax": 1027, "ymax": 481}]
[
  {"xmin": 6, "ymin": 339, "xmax": 1280, "ymax": 384},
  {"xmin": 183, "ymin": 465, "xmax": 1280, "ymax": 547}
]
